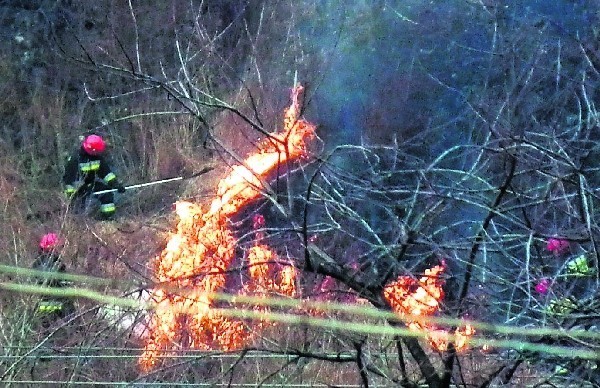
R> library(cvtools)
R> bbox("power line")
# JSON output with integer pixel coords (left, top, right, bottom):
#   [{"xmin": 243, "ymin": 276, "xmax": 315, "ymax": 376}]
[{"xmin": 0, "ymin": 382, "xmax": 385, "ymax": 387}]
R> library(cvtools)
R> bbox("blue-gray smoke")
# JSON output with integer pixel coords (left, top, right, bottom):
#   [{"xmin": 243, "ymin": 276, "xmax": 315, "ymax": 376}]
[{"xmin": 299, "ymin": 0, "xmax": 597, "ymax": 151}]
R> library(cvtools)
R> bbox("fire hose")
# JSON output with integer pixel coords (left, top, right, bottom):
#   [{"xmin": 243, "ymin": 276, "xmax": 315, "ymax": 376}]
[{"xmin": 93, "ymin": 165, "xmax": 214, "ymax": 195}]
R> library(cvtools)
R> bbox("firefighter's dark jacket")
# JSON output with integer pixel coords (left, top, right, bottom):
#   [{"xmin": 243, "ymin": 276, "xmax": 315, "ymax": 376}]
[
  {"xmin": 32, "ymin": 250, "xmax": 66, "ymax": 288},
  {"xmin": 32, "ymin": 251, "xmax": 75, "ymax": 319},
  {"xmin": 63, "ymin": 147, "xmax": 121, "ymax": 196}
]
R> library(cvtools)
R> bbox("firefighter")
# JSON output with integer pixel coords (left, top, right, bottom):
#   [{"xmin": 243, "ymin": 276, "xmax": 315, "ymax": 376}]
[
  {"xmin": 32, "ymin": 233, "xmax": 75, "ymax": 324},
  {"xmin": 63, "ymin": 134, "xmax": 126, "ymax": 219}
]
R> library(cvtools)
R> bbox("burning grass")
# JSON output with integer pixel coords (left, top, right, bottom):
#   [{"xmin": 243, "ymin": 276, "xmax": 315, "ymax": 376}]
[
  {"xmin": 383, "ymin": 264, "xmax": 475, "ymax": 352},
  {"xmin": 140, "ymin": 85, "xmax": 316, "ymax": 370}
]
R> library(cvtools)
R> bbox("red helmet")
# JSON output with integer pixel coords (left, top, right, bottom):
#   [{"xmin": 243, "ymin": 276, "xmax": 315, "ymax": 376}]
[
  {"xmin": 39, "ymin": 233, "xmax": 59, "ymax": 250},
  {"xmin": 82, "ymin": 134, "xmax": 106, "ymax": 155}
]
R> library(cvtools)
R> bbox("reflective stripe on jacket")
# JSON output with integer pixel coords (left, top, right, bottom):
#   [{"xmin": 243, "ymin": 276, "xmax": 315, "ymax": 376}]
[
  {"xmin": 79, "ymin": 160, "xmax": 101, "ymax": 173},
  {"xmin": 38, "ymin": 300, "xmax": 63, "ymax": 313},
  {"xmin": 100, "ymin": 203, "xmax": 116, "ymax": 214}
]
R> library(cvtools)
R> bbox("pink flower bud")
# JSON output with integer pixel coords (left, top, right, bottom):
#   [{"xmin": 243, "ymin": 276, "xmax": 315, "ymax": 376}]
[
  {"xmin": 535, "ymin": 278, "xmax": 551, "ymax": 295},
  {"xmin": 546, "ymin": 238, "xmax": 569, "ymax": 254}
]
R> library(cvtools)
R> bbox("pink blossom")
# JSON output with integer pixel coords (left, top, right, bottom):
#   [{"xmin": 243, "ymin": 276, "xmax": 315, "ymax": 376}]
[
  {"xmin": 535, "ymin": 278, "xmax": 551, "ymax": 295},
  {"xmin": 546, "ymin": 238, "xmax": 569, "ymax": 254}
]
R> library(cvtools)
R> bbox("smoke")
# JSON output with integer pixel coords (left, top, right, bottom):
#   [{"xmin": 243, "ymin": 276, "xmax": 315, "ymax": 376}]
[
  {"xmin": 293, "ymin": 0, "xmax": 598, "ymax": 151},
  {"xmin": 287, "ymin": 2, "xmax": 499, "ymax": 258},
  {"xmin": 295, "ymin": 2, "xmax": 486, "ymax": 150}
]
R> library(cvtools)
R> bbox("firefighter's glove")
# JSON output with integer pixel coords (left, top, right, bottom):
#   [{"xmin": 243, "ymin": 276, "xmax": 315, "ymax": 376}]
[
  {"xmin": 64, "ymin": 185, "xmax": 77, "ymax": 198},
  {"xmin": 566, "ymin": 255, "xmax": 594, "ymax": 277},
  {"xmin": 117, "ymin": 185, "xmax": 126, "ymax": 193}
]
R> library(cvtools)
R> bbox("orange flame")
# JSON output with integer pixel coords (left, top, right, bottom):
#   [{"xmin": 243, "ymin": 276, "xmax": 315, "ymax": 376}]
[
  {"xmin": 140, "ymin": 85, "xmax": 315, "ymax": 370},
  {"xmin": 383, "ymin": 265, "xmax": 474, "ymax": 352}
]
